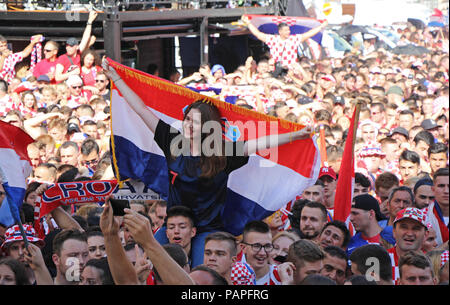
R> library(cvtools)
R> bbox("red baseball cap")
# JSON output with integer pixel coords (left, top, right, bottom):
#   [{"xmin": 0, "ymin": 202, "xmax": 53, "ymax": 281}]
[
  {"xmin": 393, "ymin": 207, "xmax": 427, "ymax": 228},
  {"xmin": 318, "ymin": 166, "xmax": 337, "ymax": 180}
]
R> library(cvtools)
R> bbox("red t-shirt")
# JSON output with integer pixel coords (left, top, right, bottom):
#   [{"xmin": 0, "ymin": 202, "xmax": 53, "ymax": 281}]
[
  {"xmin": 56, "ymin": 52, "xmax": 81, "ymax": 74},
  {"xmin": 81, "ymin": 66, "xmax": 102, "ymax": 87},
  {"xmin": 32, "ymin": 58, "xmax": 58, "ymax": 83}
]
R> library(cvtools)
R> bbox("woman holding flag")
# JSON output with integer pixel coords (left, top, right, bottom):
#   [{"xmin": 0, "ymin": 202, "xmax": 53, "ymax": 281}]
[{"xmin": 102, "ymin": 59, "xmax": 313, "ymax": 267}]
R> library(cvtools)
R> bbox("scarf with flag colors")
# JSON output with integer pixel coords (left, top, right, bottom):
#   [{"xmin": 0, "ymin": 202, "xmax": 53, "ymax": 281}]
[
  {"xmin": 423, "ymin": 201, "xmax": 449, "ymax": 246},
  {"xmin": 108, "ymin": 58, "xmax": 321, "ymax": 236},
  {"xmin": 0, "ymin": 121, "xmax": 34, "ymax": 228}
]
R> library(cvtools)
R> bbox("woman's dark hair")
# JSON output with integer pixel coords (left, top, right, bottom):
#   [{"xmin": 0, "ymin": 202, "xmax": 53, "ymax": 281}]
[
  {"xmin": 178, "ymin": 100, "xmax": 227, "ymax": 178},
  {"xmin": 0, "ymin": 257, "xmax": 31, "ymax": 285},
  {"xmin": 81, "ymin": 49, "xmax": 101, "ymax": 67},
  {"xmin": 85, "ymin": 257, "xmax": 115, "ymax": 285},
  {"xmin": 345, "ymin": 275, "xmax": 377, "ymax": 285},
  {"xmin": 25, "ymin": 181, "xmax": 41, "ymax": 202}
]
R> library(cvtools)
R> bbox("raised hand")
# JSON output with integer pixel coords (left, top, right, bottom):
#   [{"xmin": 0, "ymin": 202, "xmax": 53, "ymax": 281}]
[
  {"xmin": 123, "ymin": 208, "xmax": 154, "ymax": 249},
  {"xmin": 100, "ymin": 197, "xmax": 120, "ymax": 237},
  {"xmin": 88, "ymin": 10, "xmax": 98, "ymax": 24},
  {"xmin": 277, "ymin": 262, "xmax": 296, "ymax": 285},
  {"xmin": 134, "ymin": 244, "xmax": 153, "ymax": 284},
  {"xmin": 102, "ymin": 57, "xmax": 121, "ymax": 82}
]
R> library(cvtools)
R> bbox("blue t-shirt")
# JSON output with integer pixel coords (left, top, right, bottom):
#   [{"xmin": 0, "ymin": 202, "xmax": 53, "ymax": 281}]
[
  {"xmin": 154, "ymin": 119, "xmax": 249, "ymax": 233},
  {"xmin": 347, "ymin": 227, "xmax": 396, "ymax": 256}
]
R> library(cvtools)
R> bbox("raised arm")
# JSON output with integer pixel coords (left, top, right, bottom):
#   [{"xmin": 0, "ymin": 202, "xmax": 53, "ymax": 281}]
[
  {"xmin": 102, "ymin": 58, "xmax": 160, "ymax": 134},
  {"xmin": 243, "ymin": 126, "xmax": 313, "ymax": 156},
  {"xmin": 100, "ymin": 198, "xmax": 140, "ymax": 285},
  {"xmin": 177, "ymin": 72, "xmax": 203, "ymax": 86},
  {"xmin": 24, "ymin": 112, "xmax": 64, "ymax": 130},
  {"xmin": 241, "ymin": 15, "xmax": 269, "ymax": 43},
  {"xmin": 54, "ymin": 62, "xmax": 80, "ymax": 83},
  {"xmin": 21, "ymin": 35, "xmax": 43, "ymax": 59},
  {"xmin": 78, "ymin": 11, "xmax": 98, "ymax": 54},
  {"xmin": 24, "ymin": 243, "xmax": 54, "ymax": 285},
  {"xmin": 299, "ymin": 20, "xmax": 328, "ymax": 43},
  {"xmin": 123, "ymin": 208, "xmax": 195, "ymax": 285},
  {"xmin": 0, "ymin": 49, "xmax": 11, "ymax": 71},
  {"xmin": 35, "ymin": 184, "xmax": 84, "ymax": 232}
]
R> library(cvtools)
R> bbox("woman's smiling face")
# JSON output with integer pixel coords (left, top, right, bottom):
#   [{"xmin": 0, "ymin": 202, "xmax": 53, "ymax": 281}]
[{"xmin": 183, "ymin": 108, "xmax": 202, "ymax": 139}]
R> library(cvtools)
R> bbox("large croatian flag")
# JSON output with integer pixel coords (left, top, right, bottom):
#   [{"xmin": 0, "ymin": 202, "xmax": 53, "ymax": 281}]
[
  {"xmin": 245, "ymin": 14, "xmax": 323, "ymax": 44},
  {"xmin": 109, "ymin": 59, "xmax": 320, "ymax": 236},
  {"xmin": 0, "ymin": 121, "xmax": 34, "ymax": 227}
]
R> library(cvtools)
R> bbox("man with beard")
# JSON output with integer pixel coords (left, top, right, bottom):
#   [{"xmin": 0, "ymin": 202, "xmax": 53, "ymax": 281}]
[
  {"xmin": 387, "ymin": 207, "xmax": 428, "ymax": 284},
  {"xmin": 299, "ymin": 201, "xmax": 328, "ymax": 242}
]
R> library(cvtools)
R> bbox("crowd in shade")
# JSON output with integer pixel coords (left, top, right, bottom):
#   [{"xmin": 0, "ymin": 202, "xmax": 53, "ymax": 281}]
[{"xmin": 0, "ymin": 9, "xmax": 448, "ymax": 286}]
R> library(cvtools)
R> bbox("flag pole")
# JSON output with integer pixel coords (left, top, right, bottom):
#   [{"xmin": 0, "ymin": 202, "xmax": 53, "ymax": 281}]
[
  {"xmin": 352, "ymin": 101, "xmax": 363, "ymax": 152},
  {"xmin": 319, "ymin": 124, "xmax": 328, "ymax": 167},
  {"xmin": 16, "ymin": 218, "xmax": 30, "ymax": 251}
]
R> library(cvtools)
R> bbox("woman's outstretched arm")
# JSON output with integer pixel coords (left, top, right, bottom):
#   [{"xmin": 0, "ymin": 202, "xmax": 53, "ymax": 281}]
[
  {"xmin": 102, "ymin": 58, "xmax": 160, "ymax": 134},
  {"xmin": 243, "ymin": 126, "xmax": 313, "ymax": 156}
]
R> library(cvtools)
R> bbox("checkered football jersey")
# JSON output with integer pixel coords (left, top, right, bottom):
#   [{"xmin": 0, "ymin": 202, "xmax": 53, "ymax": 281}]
[
  {"xmin": 0, "ymin": 52, "xmax": 23, "ymax": 83},
  {"xmin": 266, "ymin": 34, "xmax": 303, "ymax": 68},
  {"xmin": 387, "ymin": 247, "xmax": 400, "ymax": 285}
]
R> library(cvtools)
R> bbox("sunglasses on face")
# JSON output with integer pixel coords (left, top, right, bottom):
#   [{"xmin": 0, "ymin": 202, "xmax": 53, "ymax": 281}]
[
  {"xmin": 71, "ymin": 85, "xmax": 82, "ymax": 89},
  {"xmin": 0, "ymin": 191, "xmax": 5, "ymax": 196},
  {"xmin": 83, "ymin": 160, "xmax": 98, "ymax": 166}
]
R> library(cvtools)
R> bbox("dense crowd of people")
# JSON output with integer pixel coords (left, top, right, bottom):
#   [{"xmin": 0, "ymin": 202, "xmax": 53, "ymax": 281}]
[{"xmin": 0, "ymin": 9, "xmax": 448, "ymax": 287}]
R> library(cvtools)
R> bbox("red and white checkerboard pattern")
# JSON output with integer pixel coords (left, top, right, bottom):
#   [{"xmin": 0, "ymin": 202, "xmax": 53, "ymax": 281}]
[
  {"xmin": 388, "ymin": 247, "xmax": 400, "ymax": 285},
  {"xmin": 1, "ymin": 224, "xmax": 43, "ymax": 249},
  {"xmin": 0, "ymin": 52, "xmax": 23, "ymax": 84},
  {"xmin": 231, "ymin": 262, "xmax": 256, "ymax": 285},
  {"xmin": 270, "ymin": 17, "xmax": 298, "ymax": 26},
  {"xmin": 441, "ymin": 250, "xmax": 449, "ymax": 268}
]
